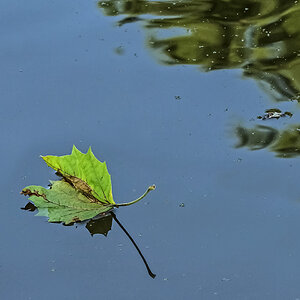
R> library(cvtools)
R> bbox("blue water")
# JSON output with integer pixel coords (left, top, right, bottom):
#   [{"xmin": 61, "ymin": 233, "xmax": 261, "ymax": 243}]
[{"xmin": 1, "ymin": 0, "xmax": 300, "ymax": 299}]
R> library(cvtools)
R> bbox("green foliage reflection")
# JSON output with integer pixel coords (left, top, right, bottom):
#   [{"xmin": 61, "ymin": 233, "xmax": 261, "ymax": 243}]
[
  {"xmin": 235, "ymin": 124, "xmax": 300, "ymax": 157},
  {"xmin": 98, "ymin": 0, "xmax": 300, "ymax": 101}
]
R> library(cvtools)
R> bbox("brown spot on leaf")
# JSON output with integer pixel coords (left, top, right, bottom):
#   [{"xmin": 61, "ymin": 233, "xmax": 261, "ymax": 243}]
[
  {"xmin": 72, "ymin": 217, "xmax": 80, "ymax": 222},
  {"xmin": 56, "ymin": 169, "xmax": 99, "ymax": 203},
  {"xmin": 21, "ymin": 189, "xmax": 47, "ymax": 201}
]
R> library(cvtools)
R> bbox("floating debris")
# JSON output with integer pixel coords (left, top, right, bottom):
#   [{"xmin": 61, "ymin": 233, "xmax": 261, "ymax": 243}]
[
  {"xmin": 257, "ymin": 108, "xmax": 293, "ymax": 120},
  {"xmin": 114, "ymin": 46, "xmax": 124, "ymax": 55}
]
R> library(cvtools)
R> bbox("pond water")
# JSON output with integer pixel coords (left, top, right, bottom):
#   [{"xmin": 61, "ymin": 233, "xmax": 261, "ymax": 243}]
[{"xmin": 2, "ymin": 0, "xmax": 300, "ymax": 299}]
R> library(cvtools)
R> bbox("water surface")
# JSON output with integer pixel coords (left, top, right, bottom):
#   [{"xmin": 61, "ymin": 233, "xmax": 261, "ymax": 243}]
[{"xmin": 1, "ymin": 0, "xmax": 300, "ymax": 299}]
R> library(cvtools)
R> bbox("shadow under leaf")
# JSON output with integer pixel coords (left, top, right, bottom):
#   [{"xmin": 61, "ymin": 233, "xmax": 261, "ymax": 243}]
[
  {"xmin": 21, "ymin": 204, "xmax": 155, "ymax": 278},
  {"xmin": 86, "ymin": 214, "xmax": 113, "ymax": 236}
]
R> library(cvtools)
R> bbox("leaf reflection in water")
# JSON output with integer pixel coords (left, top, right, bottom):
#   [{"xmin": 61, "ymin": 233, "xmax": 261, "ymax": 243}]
[{"xmin": 21, "ymin": 205, "xmax": 156, "ymax": 278}]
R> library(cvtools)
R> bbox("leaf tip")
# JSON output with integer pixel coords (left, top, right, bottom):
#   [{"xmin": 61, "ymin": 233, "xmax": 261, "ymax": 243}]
[
  {"xmin": 40, "ymin": 155, "xmax": 47, "ymax": 163},
  {"xmin": 72, "ymin": 145, "xmax": 79, "ymax": 153},
  {"xmin": 87, "ymin": 146, "xmax": 97, "ymax": 159},
  {"xmin": 72, "ymin": 145, "xmax": 85, "ymax": 156}
]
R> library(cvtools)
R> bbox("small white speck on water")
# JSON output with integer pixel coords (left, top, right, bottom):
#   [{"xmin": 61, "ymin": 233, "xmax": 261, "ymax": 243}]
[{"xmin": 221, "ymin": 277, "xmax": 231, "ymax": 282}]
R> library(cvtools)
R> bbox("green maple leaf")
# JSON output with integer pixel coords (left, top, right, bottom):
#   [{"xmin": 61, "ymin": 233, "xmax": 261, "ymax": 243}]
[
  {"xmin": 21, "ymin": 181, "xmax": 112, "ymax": 224},
  {"xmin": 41, "ymin": 145, "xmax": 114, "ymax": 205},
  {"xmin": 21, "ymin": 146, "xmax": 155, "ymax": 224}
]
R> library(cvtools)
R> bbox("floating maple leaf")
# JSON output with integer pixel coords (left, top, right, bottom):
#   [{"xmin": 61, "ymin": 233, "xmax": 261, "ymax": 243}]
[
  {"xmin": 21, "ymin": 146, "xmax": 155, "ymax": 225},
  {"xmin": 21, "ymin": 181, "xmax": 112, "ymax": 224},
  {"xmin": 21, "ymin": 146, "xmax": 157, "ymax": 278},
  {"xmin": 41, "ymin": 146, "xmax": 114, "ymax": 204}
]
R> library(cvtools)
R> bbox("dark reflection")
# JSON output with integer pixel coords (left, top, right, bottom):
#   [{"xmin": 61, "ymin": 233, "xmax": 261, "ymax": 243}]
[
  {"xmin": 21, "ymin": 202, "xmax": 37, "ymax": 212},
  {"xmin": 98, "ymin": 0, "xmax": 300, "ymax": 101},
  {"xmin": 235, "ymin": 124, "xmax": 300, "ymax": 157},
  {"xmin": 86, "ymin": 214, "xmax": 112, "ymax": 236},
  {"xmin": 111, "ymin": 212, "xmax": 156, "ymax": 278},
  {"xmin": 117, "ymin": 16, "xmax": 143, "ymax": 26},
  {"xmin": 22, "ymin": 204, "xmax": 155, "ymax": 278}
]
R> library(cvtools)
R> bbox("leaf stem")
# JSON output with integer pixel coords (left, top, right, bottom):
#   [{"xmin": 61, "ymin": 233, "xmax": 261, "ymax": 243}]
[
  {"xmin": 110, "ymin": 211, "xmax": 156, "ymax": 279},
  {"xmin": 113, "ymin": 185, "xmax": 156, "ymax": 207}
]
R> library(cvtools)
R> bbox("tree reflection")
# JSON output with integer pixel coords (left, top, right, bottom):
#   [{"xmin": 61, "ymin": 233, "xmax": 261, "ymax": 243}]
[
  {"xmin": 98, "ymin": 0, "xmax": 300, "ymax": 101},
  {"xmin": 235, "ymin": 124, "xmax": 300, "ymax": 157}
]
